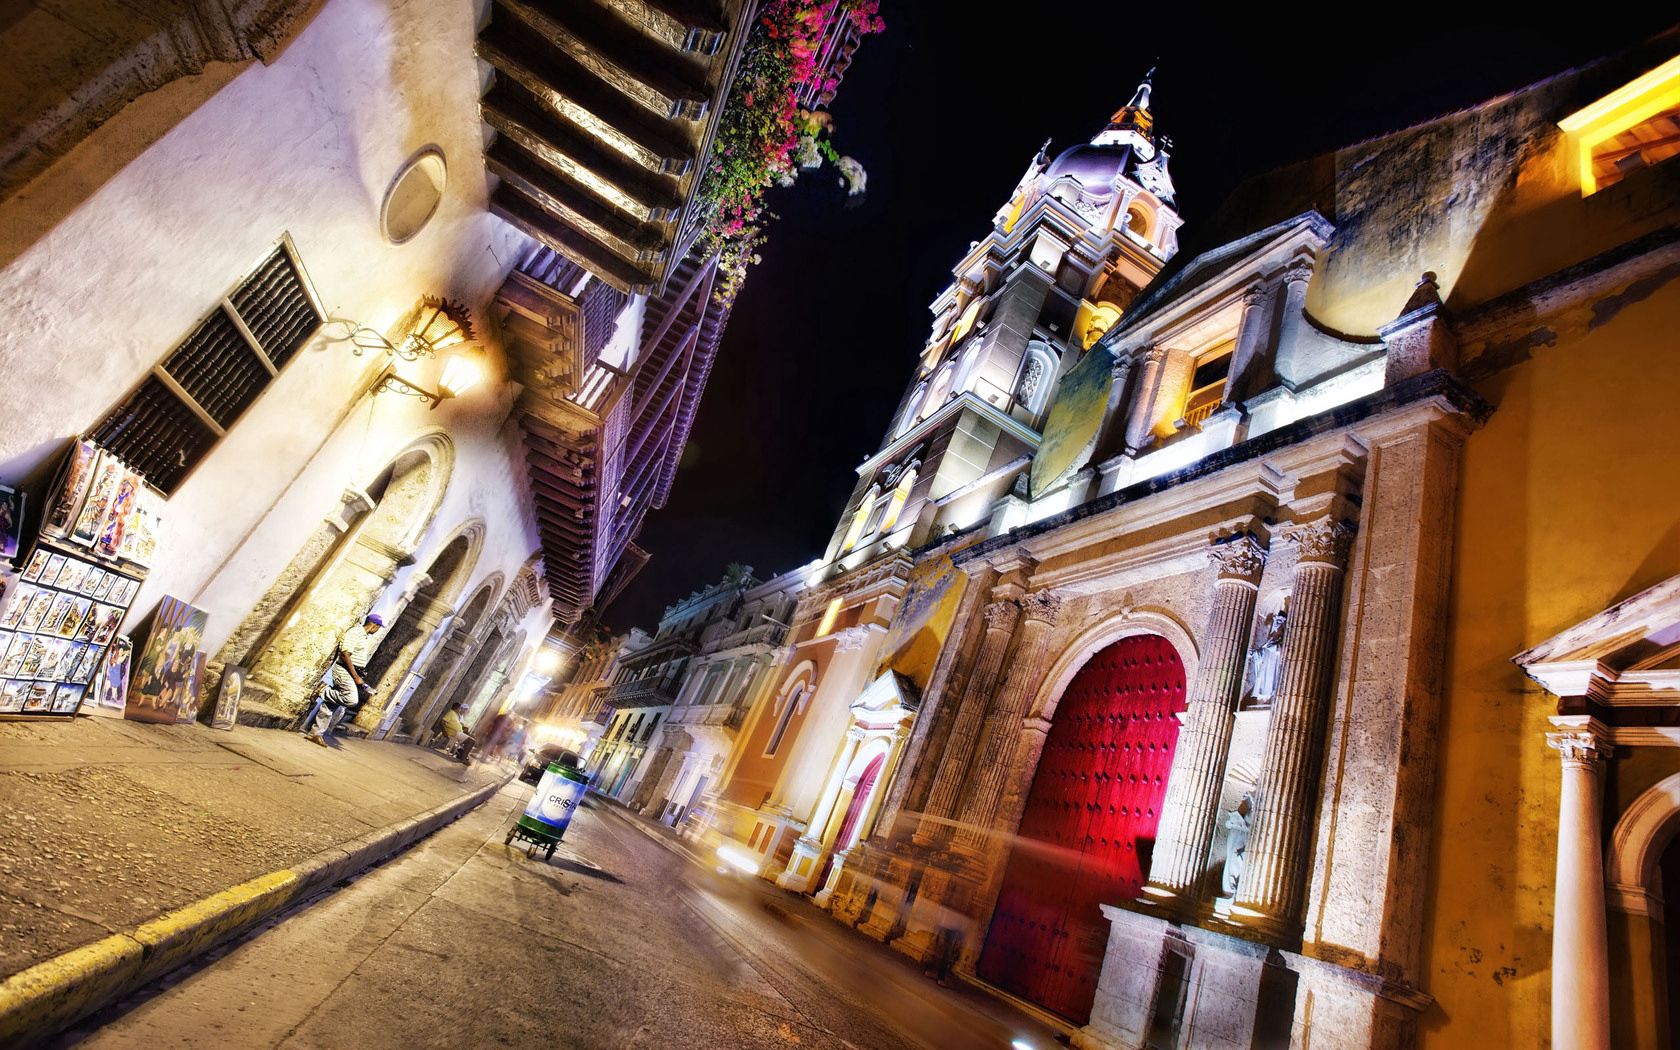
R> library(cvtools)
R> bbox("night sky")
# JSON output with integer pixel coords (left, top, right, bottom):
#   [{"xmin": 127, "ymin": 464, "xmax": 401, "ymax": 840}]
[{"xmin": 605, "ymin": 7, "xmax": 1677, "ymax": 630}]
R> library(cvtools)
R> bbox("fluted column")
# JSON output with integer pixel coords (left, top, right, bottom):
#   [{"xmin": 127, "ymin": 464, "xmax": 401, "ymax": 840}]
[
  {"xmin": 914, "ymin": 595, "xmax": 1023, "ymax": 846},
  {"xmin": 1147, "ymin": 534, "xmax": 1268, "ymax": 900},
  {"xmin": 1548, "ymin": 721, "xmax": 1611, "ymax": 1050},
  {"xmin": 953, "ymin": 590, "xmax": 1064, "ymax": 855},
  {"xmin": 1224, "ymin": 283, "xmax": 1274, "ymax": 404},
  {"xmin": 1123, "ymin": 346, "xmax": 1169, "ymax": 453},
  {"xmin": 1234, "ymin": 518, "xmax": 1353, "ymax": 929}
]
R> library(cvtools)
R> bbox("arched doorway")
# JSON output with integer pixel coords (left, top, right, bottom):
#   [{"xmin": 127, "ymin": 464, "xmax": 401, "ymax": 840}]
[
  {"xmin": 393, "ymin": 574, "xmax": 499, "ymax": 740},
  {"xmin": 977, "ymin": 632, "xmax": 1187, "ymax": 1024},
  {"xmin": 354, "ymin": 524, "xmax": 480, "ymax": 731},
  {"xmin": 222, "ymin": 433, "xmax": 452, "ymax": 717}
]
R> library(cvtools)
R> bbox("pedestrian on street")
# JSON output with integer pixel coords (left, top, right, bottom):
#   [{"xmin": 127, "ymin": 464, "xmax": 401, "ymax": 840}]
[
  {"xmin": 439, "ymin": 701, "xmax": 475, "ymax": 762},
  {"xmin": 304, "ymin": 612, "xmax": 382, "ymax": 747}
]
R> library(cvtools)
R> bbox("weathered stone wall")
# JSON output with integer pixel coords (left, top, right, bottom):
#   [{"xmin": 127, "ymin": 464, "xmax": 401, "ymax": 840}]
[
  {"xmin": 1427, "ymin": 276, "xmax": 1680, "ymax": 1047},
  {"xmin": 0, "ymin": 0, "xmax": 547, "ymax": 689}
]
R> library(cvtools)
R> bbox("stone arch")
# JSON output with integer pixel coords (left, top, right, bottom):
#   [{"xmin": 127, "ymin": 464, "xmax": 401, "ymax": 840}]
[
  {"xmin": 233, "ymin": 431, "xmax": 455, "ymax": 717},
  {"xmin": 978, "ymin": 630, "xmax": 1190, "ymax": 1023},
  {"xmin": 1609, "ymin": 772, "xmax": 1680, "ymax": 914},
  {"xmin": 354, "ymin": 519, "xmax": 484, "ymax": 730},
  {"xmin": 392, "ymin": 571, "xmax": 500, "ymax": 740},
  {"xmin": 1031, "ymin": 605, "xmax": 1199, "ymax": 725}
]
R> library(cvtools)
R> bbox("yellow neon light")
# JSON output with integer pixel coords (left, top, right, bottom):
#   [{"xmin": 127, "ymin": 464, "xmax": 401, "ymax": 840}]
[{"xmin": 1558, "ymin": 53, "xmax": 1680, "ymax": 195}]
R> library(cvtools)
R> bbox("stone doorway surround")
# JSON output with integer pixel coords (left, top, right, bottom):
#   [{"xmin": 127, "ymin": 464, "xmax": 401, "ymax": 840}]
[{"xmin": 220, "ymin": 431, "xmax": 454, "ymax": 722}]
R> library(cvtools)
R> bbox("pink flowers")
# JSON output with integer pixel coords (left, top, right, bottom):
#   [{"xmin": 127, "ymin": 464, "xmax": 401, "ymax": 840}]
[{"xmin": 696, "ymin": 1, "xmax": 884, "ymax": 305}]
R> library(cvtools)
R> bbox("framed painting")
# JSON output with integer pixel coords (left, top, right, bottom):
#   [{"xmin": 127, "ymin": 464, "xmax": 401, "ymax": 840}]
[{"xmin": 125, "ymin": 597, "xmax": 209, "ymax": 725}]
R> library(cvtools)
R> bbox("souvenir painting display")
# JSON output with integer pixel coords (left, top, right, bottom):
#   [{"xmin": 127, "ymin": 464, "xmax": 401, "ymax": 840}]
[
  {"xmin": 91, "ymin": 636, "xmax": 133, "ymax": 716},
  {"xmin": 0, "ymin": 484, "xmax": 24, "ymax": 564},
  {"xmin": 210, "ymin": 665, "xmax": 244, "ymax": 730},
  {"xmin": 0, "ymin": 440, "xmax": 160, "ymax": 720},
  {"xmin": 125, "ymin": 596, "xmax": 209, "ymax": 725},
  {"xmin": 40, "ymin": 440, "xmax": 99, "ymax": 541}
]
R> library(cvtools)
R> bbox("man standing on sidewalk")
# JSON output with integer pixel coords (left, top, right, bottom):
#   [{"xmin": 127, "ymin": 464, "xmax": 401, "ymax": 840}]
[{"xmin": 305, "ymin": 613, "xmax": 383, "ymax": 746}]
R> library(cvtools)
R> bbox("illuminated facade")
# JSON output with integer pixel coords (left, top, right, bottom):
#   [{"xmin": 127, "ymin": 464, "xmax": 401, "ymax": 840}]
[
  {"xmin": 684, "ymin": 42, "xmax": 1680, "ymax": 1050},
  {"xmin": 697, "ymin": 73, "xmax": 1183, "ymax": 891}
]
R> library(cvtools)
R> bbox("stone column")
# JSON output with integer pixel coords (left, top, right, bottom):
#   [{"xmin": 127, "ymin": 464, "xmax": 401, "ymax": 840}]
[
  {"xmin": 914, "ymin": 594, "xmax": 1022, "ymax": 846},
  {"xmin": 1272, "ymin": 257, "xmax": 1315, "ymax": 384},
  {"xmin": 1548, "ymin": 721, "xmax": 1611, "ymax": 1050},
  {"xmin": 1224, "ymin": 283, "xmax": 1275, "ymax": 404},
  {"xmin": 1123, "ymin": 346, "xmax": 1170, "ymax": 453},
  {"xmin": 952, "ymin": 589, "xmax": 1063, "ymax": 856},
  {"xmin": 1147, "ymin": 533, "xmax": 1268, "ymax": 901},
  {"xmin": 1233, "ymin": 518, "xmax": 1353, "ymax": 929}
]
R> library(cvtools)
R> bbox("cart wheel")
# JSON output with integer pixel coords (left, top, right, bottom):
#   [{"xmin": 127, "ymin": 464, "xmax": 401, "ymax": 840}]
[
  {"xmin": 527, "ymin": 845, "xmax": 538, "ymax": 859},
  {"xmin": 545, "ymin": 844, "xmax": 556, "ymax": 861},
  {"xmin": 505, "ymin": 828, "xmax": 515, "ymax": 846}
]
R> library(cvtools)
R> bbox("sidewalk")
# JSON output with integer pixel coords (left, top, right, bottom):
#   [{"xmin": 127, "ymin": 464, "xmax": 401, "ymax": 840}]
[{"xmin": 0, "ymin": 715, "xmax": 509, "ymax": 1041}]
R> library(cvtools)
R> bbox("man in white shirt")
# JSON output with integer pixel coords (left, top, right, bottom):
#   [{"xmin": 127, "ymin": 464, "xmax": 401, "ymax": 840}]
[{"xmin": 304, "ymin": 612, "xmax": 383, "ymax": 746}]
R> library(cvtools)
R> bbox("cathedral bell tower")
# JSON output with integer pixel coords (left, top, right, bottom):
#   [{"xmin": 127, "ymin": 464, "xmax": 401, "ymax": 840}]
[{"xmin": 818, "ymin": 71, "xmax": 1183, "ymax": 577}]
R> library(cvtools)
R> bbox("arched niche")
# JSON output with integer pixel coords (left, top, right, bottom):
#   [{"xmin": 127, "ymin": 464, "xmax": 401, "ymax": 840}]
[
  {"xmin": 394, "ymin": 571, "xmax": 500, "ymax": 739},
  {"xmin": 231, "ymin": 431, "xmax": 455, "ymax": 717},
  {"xmin": 355, "ymin": 519, "xmax": 484, "ymax": 729}
]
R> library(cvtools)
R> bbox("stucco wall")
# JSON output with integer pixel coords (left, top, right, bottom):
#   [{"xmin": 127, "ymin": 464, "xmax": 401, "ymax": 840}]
[
  {"xmin": 1424, "ymin": 278, "xmax": 1680, "ymax": 1047},
  {"xmin": 0, "ymin": 0, "xmax": 545, "ymax": 657}
]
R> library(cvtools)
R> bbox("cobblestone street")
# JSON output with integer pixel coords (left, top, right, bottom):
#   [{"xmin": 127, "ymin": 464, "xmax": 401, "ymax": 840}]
[{"xmin": 54, "ymin": 782, "xmax": 1056, "ymax": 1050}]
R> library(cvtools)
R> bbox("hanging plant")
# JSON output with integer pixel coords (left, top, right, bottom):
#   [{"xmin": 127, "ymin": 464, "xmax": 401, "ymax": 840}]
[{"xmin": 695, "ymin": 0, "xmax": 884, "ymax": 305}]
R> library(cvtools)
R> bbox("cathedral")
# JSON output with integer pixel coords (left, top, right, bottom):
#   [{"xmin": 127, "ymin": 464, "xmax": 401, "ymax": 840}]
[{"xmin": 657, "ymin": 39, "xmax": 1680, "ymax": 1050}]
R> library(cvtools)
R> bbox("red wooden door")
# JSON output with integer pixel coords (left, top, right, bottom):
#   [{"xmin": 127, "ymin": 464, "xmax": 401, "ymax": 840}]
[{"xmin": 977, "ymin": 634, "xmax": 1186, "ymax": 1023}]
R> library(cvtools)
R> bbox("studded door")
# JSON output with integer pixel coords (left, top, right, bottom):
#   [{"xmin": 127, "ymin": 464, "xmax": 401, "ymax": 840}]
[{"xmin": 977, "ymin": 633, "xmax": 1187, "ymax": 1024}]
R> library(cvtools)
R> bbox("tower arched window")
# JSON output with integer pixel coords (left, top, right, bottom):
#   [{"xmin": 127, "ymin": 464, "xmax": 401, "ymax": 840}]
[
  {"xmin": 766, "ymin": 682, "xmax": 806, "ymax": 756},
  {"xmin": 896, "ymin": 382, "xmax": 928, "ymax": 437},
  {"xmin": 878, "ymin": 466, "xmax": 918, "ymax": 536},
  {"xmin": 840, "ymin": 485, "xmax": 880, "ymax": 553},
  {"xmin": 1015, "ymin": 343, "xmax": 1058, "ymax": 416},
  {"xmin": 923, "ymin": 363, "xmax": 957, "ymax": 416}
]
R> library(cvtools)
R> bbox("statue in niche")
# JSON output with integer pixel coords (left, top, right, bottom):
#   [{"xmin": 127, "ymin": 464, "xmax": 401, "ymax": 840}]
[
  {"xmin": 1242, "ymin": 609, "xmax": 1287, "ymax": 709},
  {"xmin": 1221, "ymin": 793, "xmax": 1254, "ymax": 898}
]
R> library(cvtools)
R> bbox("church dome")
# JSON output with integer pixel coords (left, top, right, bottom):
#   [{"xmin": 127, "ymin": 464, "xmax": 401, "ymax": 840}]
[{"xmin": 1044, "ymin": 142, "xmax": 1139, "ymax": 193}]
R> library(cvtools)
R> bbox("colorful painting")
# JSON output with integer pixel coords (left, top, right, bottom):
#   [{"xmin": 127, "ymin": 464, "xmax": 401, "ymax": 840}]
[
  {"xmin": 118, "ymin": 488, "xmax": 161, "ymax": 568},
  {"xmin": 178, "ymin": 651, "xmax": 207, "ymax": 723},
  {"xmin": 90, "ymin": 604, "xmax": 123, "ymax": 646},
  {"xmin": 78, "ymin": 568, "xmax": 103, "ymax": 597},
  {"xmin": 0, "ymin": 635, "xmax": 26, "ymax": 677},
  {"xmin": 1029, "ymin": 344, "xmax": 1116, "ymax": 499},
  {"xmin": 210, "ymin": 665, "xmax": 245, "ymax": 730},
  {"xmin": 0, "ymin": 485, "xmax": 23, "ymax": 563},
  {"xmin": 42, "ymin": 441, "xmax": 100, "ymax": 540},
  {"xmin": 95, "ymin": 637, "xmax": 132, "ymax": 712},
  {"xmin": 71, "ymin": 456, "xmax": 123, "ymax": 547},
  {"xmin": 96, "ymin": 472, "xmax": 138, "ymax": 559},
  {"xmin": 19, "ymin": 550, "xmax": 49, "ymax": 583},
  {"xmin": 17, "ymin": 590, "xmax": 53, "ymax": 633},
  {"xmin": 51, "ymin": 684, "xmax": 83, "ymax": 714},
  {"xmin": 22, "ymin": 682, "xmax": 51, "ymax": 712},
  {"xmin": 125, "ymin": 597, "xmax": 209, "ymax": 725},
  {"xmin": 0, "ymin": 681, "xmax": 25, "ymax": 713}
]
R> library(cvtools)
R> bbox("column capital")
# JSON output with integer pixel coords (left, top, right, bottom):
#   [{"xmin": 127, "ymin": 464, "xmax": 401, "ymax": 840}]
[
  {"xmin": 1019, "ymin": 589, "xmax": 1064, "ymax": 626},
  {"xmin": 1142, "ymin": 344, "xmax": 1169, "ymax": 366},
  {"xmin": 1284, "ymin": 518, "xmax": 1355, "ymax": 567},
  {"xmin": 1281, "ymin": 258, "xmax": 1315, "ymax": 288},
  {"xmin": 982, "ymin": 599, "xmax": 1019, "ymax": 631},
  {"xmin": 1547, "ymin": 716, "xmax": 1612, "ymax": 770},
  {"xmin": 1209, "ymin": 533, "xmax": 1268, "ymax": 584},
  {"xmin": 1239, "ymin": 282, "xmax": 1270, "ymax": 309}
]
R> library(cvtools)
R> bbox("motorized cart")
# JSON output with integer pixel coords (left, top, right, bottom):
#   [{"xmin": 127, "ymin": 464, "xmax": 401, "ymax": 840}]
[{"xmin": 506, "ymin": 760, "xmax": 589, "ymax": 860}]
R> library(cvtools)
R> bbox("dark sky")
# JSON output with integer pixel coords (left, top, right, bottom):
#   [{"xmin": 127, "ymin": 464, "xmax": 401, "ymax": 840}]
[{"xmin": 604, "ymin": 6, "xmax": 1677, "ymax": 630}]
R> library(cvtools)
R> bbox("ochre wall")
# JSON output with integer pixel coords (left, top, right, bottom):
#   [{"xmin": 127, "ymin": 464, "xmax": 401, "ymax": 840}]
[{"xmin": 1422, "ymin": 277, "xmax": 1680, "ymax": 1048}]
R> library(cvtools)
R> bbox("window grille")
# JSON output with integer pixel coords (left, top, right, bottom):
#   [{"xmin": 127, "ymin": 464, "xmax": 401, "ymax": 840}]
[{"xmin": 88, "ymin": 238, "xmax": 322, "ymax": 493}]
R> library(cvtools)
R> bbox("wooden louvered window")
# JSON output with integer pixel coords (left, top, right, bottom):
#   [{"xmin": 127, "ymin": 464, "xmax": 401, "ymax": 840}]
[{"xmin": 90, "ymin": 236, "xmax": 323, "ymax": 493}]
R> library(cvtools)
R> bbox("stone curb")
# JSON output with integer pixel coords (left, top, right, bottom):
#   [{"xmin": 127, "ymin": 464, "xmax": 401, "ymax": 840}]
[{"xmin": 0, "ymin": 773, "xmax": 511, "ymax": 1046}]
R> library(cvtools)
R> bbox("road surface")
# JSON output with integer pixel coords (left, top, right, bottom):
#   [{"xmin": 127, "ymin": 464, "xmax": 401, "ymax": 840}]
[{"xmin": 57, "ymin": 781, "xmax": 1060, "ymax": 1049}]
